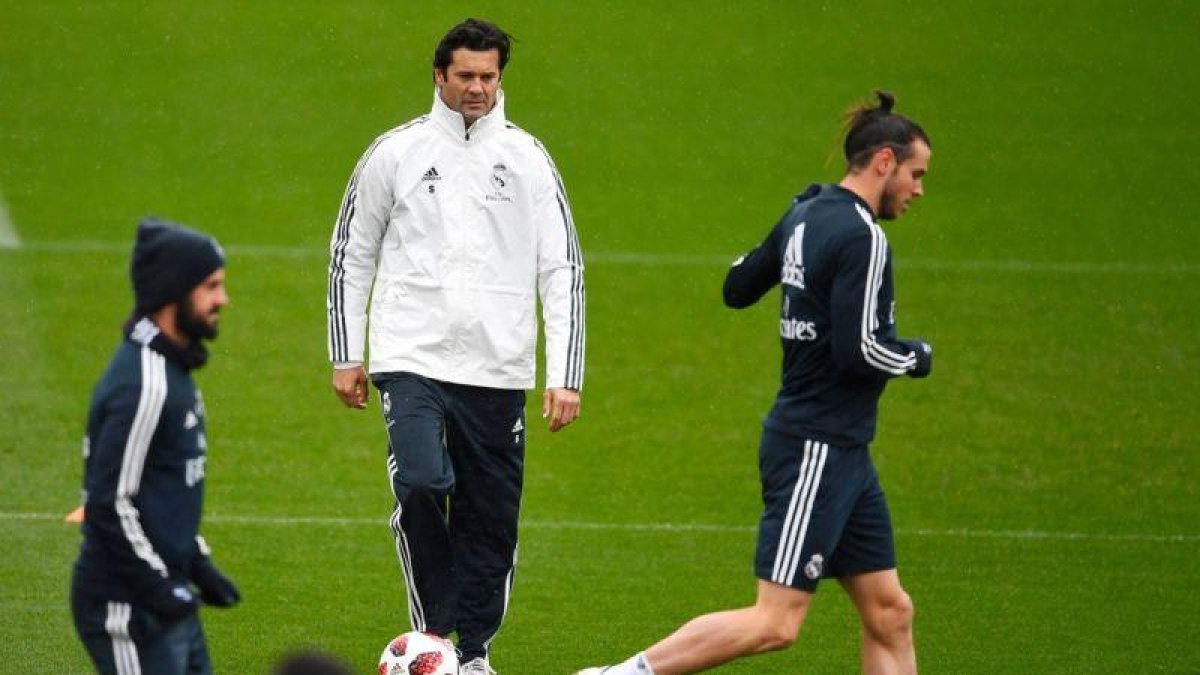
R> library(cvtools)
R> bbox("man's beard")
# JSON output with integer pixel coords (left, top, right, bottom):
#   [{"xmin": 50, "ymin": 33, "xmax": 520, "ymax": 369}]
[
  {"xmin": 878, "ymin": 188, "xmax": 899, "ymax": 221},
  {"xmin": 179, "ymin": 296, "xmax": 219, "ymax": 341}
]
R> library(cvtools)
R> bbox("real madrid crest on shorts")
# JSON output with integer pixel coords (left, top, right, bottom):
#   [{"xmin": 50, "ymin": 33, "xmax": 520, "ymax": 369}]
[
  {"xmin": 382, "ymin": 391, "xmax": 392, "ymax": 416},
  {"xmin": 804, "ymin": 553, "xmax": 824, "ymax": 580}
]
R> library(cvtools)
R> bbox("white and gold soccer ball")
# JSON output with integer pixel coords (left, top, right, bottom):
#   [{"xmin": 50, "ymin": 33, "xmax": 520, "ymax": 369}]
[{"xmin": 378, "ymin": 631, "xmax": 458, "ymax": 675}]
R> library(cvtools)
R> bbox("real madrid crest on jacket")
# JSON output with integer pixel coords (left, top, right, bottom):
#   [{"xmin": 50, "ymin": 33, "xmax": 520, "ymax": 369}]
[{"xmin": 327, "ymin": 87, "xmax": 586, "ymax": 391}]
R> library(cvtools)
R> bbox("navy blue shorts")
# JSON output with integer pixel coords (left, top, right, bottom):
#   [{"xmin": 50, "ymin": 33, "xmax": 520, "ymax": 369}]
[
  {"xmin": 755, "ymin": 427, "xmax": 896, "ymax": 592},
  {"xmin": 71, "ymin": 587, "xmax": 211, "ymax": 675}
]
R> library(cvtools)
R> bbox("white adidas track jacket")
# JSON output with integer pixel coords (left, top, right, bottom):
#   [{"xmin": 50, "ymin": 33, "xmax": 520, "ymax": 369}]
[{"xmin": 327, "ymin": 90, "xmax": 585, "ymax": 391}]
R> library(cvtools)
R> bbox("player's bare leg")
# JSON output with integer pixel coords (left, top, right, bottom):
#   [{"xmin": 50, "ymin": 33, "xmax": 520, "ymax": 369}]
[
  {"xmin": 635, "ymin": 580, "xmax": 811, "ymax": 674},
  {"xmin": 839, "ymin": 569, "xmax": 916, "ymax": 675}
]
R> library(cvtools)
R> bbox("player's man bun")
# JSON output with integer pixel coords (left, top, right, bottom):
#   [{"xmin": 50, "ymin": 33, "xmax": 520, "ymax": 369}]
[
  {"xmin": 875, "ymin": 90, "xmax": 896, "ymax": 113},
  {"xmin": 843, "ymin": 90, "xmax": 929, "ymax": 169}
]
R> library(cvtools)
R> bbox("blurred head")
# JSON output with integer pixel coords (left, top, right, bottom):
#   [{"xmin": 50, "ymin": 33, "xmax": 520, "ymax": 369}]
[
  {"xmin": 129, "ymin": 216, "xmax": 228, "ymax": 344},
  {"xmin": 271, "ymin": 650, "xmax": 353, "ymax": 675},
  {"xmin": 433, "ymin": 18, "xmax": 511, "ymax": 126},
  {"xmin": 843, "ymin": 91, "xmax": 932, "ymax": 220},
  {"xmin": 131, "ymin": 216, "xmax": 226, "ymax": 315},
  {"xmin": 177, "ymin": 268, "xmax": 228, "ymax": 341}
]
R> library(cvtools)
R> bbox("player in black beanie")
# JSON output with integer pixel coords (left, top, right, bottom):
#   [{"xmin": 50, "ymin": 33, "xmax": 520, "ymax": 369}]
[
  {"xmin": 126, "ymin": 216, "xmax": 228, "ymax": 361},
  {"xmin": 131, "ymin": 216, "xmax": 226, "ymax": 314},
  {"xmin": 72, "ymin": 216, "xmax": 237, "ymax": 675}
]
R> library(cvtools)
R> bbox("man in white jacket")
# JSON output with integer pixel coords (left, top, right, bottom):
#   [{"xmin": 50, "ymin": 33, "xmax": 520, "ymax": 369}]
[{"xmin": 325, "ymin": 18, "xmax": 585, "ymax": 675}]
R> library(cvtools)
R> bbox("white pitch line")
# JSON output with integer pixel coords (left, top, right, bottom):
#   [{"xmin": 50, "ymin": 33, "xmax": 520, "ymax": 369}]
[
  {"xmin": 11, "ymin": 239, "xmax": 1199, "ymax": 274},
  {"xmin": 0, "ymin": 189, "xmax": 19, "ymax": 249},
  {"xmin": 903, "ymin": 259, "xmax": 1200, "ymax": 275},
  {"xmin": 2, "ymin": 511, "xmax": 1196, "ymax": 543},
  {"xmin": 15, "ymin": 239, "xmax": 1200, "ymax": 274}
]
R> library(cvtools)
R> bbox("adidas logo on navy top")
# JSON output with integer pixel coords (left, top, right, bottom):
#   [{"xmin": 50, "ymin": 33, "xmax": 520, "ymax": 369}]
[{"xmin": 421, "ymin": 167, "xmax": 441, "ymax": 181}]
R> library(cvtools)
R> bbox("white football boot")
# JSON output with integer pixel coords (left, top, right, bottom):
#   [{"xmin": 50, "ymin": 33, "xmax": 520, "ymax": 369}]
[{"xmin": 460, "ymin": 657, "xmax": 497, "ymax": 675}]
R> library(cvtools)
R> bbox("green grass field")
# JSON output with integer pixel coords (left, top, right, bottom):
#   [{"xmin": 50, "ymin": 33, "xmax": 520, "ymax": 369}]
[{"xmin": 2, "ymin": 1, "xmax": 1198, "ymax": 673}]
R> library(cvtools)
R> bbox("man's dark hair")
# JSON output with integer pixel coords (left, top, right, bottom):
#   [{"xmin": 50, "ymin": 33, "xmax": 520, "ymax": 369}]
[
  {"xmin": 433, "ymin": 18, "xmax": 512, "ymax": 73},
  {"xmin": 843, "ymin": 91, "xmax": 931, "ymax": 169}
]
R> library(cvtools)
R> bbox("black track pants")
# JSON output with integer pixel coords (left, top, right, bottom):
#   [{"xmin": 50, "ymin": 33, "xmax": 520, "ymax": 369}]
[{"xmin": 373, "ymin": 372, "xmax": 526, "ymax": 661}]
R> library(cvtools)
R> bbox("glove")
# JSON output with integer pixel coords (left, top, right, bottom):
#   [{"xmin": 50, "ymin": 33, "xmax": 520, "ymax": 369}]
[
  {"xmin": 902, "ymin": 339, "xmax": 933, "ymax": 378},
  {"xmin": 192, "ymin": 556, "xmax": 241, "ymax": 608},
  {"xmin": 146, "ymin": 582, "xmax": 199, "ymax": 622}
]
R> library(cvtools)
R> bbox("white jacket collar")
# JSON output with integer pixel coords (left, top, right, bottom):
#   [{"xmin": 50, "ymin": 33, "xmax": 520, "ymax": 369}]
[{"xmin": 430, "ymin": 88, "xmax": 507, "ymax": 141}]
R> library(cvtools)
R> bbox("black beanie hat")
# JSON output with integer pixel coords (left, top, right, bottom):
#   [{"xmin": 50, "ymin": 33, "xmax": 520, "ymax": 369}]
[{"xmin": 131, "ymin": 216, "xmax": 226, "ymax": 314}]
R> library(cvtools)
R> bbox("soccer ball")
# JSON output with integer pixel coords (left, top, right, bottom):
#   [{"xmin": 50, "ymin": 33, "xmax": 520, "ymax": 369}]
[{"xmin": 378, "ymin": 631, "xmax": 458, "ymax": 675}]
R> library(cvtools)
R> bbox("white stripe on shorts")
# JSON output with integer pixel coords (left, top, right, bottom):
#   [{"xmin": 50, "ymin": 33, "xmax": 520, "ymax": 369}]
[
  {"xmin": 105, "ymin": 601, "xmax": 141, "ymax": 675},
  {"xmin": 771, "ymin": 440, "xmax": 829, "ymax": 586}
]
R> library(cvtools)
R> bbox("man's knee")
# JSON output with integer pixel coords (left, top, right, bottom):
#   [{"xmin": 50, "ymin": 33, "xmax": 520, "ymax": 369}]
[
  {"xmin": 743, "ymin": 580, "xmax": 813, "ymax": 653},
  {"xmin": 863, "ymin": 588, "xmax": 914, "ymax": 643},
  {"xmin": 389, "ymin": 444, "xmax": 454, "ymax": 501},
  {"xmin": 394, "ymin": 469, "xmax": 451, "ymax": 498},
  {"xmin": 748, "ymin": 601, "xmax": 807, "ymax": 653},
  {"xmin": 755, "ymin": 618, "xmax": 801, "ymax": 652}
]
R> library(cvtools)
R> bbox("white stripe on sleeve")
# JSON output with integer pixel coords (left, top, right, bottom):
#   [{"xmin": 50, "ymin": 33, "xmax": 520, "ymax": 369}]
[
  {"xmin": 857, "ymin": 215, "xmax": 916, "ymax": 374},
  {"xmin": 115, "ymin": 348, "xmax": 169, "ymax": 577}
]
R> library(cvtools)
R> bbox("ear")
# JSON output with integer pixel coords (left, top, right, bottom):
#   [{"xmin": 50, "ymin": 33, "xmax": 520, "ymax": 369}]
[
  {"xmin": 433, "ymin": 68, "xmax": 446, "ymax": 87},
  {"xmin": 152, "ymin": 301, "xmax": 179, "ymax": 331},
  {"xmin": 873, "ymin": 146, "xmax": 897, "ymax": 176}
]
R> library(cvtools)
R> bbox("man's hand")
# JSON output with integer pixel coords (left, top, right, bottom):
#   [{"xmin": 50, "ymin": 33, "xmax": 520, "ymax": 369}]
[
  {"xmin": 146, "ymin": 582, "xmax": 199, "ymax": 622},
  {"xmin": 543, "ymin": 388, "xmax": 581, "ymax": 432},
  {"xmin": 901, "ymin": 340, "xmax": 933, "ymax": 378},
  {"xmin": 332, "ymin": 365, "xmax": 369, "ymax": 409},
  {"xmin": 191, "ymin": 557, "xmax": 241, "ymax": 608}
]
